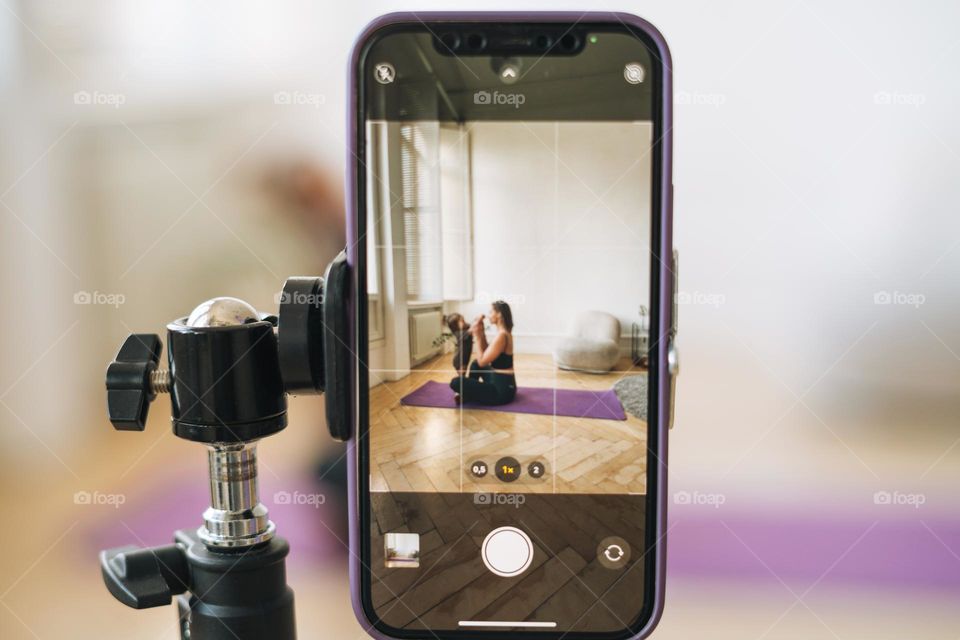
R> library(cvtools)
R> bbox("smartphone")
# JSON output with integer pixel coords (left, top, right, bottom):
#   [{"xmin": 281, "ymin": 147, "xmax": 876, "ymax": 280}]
[{"xmin": 345, "ymin": 12, "xmax": 673, "ymax": 639}]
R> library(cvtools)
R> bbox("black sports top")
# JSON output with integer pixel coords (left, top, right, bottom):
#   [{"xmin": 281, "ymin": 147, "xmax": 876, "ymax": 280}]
[
  {"xmin": 491, "ymin": 351, "xmax": 513, "ymax": 369},
  {"xmin": 490, "ymin": 333, "xmax": 514, "ymax": 369}
]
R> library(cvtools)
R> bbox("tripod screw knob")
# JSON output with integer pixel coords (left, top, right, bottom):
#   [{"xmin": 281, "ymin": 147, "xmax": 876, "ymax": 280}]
[{"xmin": 106, "ymin": 334, "xmax": 164, "ymax": 431}]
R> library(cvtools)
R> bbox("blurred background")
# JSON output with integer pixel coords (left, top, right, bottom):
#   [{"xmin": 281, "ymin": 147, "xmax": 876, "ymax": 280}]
[{"xmin": 1, "ymin": 1, "xmax": 958, "ymax": 638}]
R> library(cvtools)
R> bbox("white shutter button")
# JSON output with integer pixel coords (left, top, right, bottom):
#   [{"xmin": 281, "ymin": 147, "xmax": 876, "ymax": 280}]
[{"xmin": 481, "ymin": 526, "xmax": 534, "ymax": 577}]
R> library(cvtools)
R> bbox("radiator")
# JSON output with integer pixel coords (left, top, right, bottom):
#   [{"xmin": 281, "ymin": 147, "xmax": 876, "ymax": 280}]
[{"xmin": 409, "ymin": 309, "xmax": 443, "ymax": 365}]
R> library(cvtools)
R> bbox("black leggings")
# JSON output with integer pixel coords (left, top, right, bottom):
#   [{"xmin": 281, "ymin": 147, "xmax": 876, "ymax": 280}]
[{"xmin": 449, "ymin": 360, "xmax": 517, "ymax": 406}]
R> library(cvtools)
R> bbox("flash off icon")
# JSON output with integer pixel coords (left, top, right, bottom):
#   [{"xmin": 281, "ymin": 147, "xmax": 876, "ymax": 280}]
[{"xmin": 374, "ymin": 62, "xmax": 396, "ymax": 84}]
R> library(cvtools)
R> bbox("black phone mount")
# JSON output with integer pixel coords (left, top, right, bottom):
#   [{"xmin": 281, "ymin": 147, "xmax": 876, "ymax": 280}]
[{"xmin": 100, "ymin": 253, "xmax": 350, "ymax": 640}]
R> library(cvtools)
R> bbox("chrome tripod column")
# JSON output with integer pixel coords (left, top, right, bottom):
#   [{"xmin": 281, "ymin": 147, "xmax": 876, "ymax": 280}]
[{"xmin": 201, "ymin": 442, "xmax": 275, "ymax": 548}]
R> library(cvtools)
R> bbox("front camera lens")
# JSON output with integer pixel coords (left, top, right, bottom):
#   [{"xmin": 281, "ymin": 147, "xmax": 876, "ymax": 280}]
[
  {"xmin": 440, "ymin": 32, "xmax": 460, "ymax": 50},
  {"xmin": 466, "ymin": 33, "xmax": 486, "ymax": 51},
  {"xmin": 534, "ymin": 34, "xmax": 552, "ymax": 50},
  {"xmin": 560, "ymin": 33, "xmax": 579, "ymax": 51}
]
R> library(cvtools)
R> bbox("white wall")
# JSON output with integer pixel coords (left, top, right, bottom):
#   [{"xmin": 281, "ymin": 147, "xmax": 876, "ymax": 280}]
[
  {"xmin": 455, "ymin": 121, "xmax": 652, "ymax": 353},
  {"xmin": 439, "ymin": 124, "xmax": 473, "ymax": 301}
]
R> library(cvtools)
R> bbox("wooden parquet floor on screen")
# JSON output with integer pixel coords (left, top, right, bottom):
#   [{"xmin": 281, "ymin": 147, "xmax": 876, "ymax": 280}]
[{"xmin": 368, "ymin": 354, "xmax": 647, "ymax": 495}]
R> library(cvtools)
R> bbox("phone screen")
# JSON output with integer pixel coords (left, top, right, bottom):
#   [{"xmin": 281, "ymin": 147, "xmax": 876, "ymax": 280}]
[{"xmin": 357, "ymin": 21, "xmax": 663, "ymax": 637}]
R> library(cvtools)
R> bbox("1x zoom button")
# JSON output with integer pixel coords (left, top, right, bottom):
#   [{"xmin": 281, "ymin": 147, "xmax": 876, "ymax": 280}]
[{"xmin": 494, "ymin": 456, "xmax": 521, "ymax": 482}]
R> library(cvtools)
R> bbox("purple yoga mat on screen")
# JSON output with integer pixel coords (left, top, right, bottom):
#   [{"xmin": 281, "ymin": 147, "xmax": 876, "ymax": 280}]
[{"xmin": 400, "ymin": 380, "xmax": 627, "ymax": 420}]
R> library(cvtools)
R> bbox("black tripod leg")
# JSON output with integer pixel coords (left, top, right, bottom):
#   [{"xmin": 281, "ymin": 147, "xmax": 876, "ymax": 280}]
[
  {"xmin": 175, "ymin": 529, "xmax": 296, "ymax": 640},
  {"xmin": 101, "ymin": 530, "xmax": 295, "ymax": 640}
]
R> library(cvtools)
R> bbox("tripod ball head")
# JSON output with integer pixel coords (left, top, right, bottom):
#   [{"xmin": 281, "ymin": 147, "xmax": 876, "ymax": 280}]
[
  {"xmin": 105, "ymin": 251, "xmax": 351, "ymax": 443},
  {"xmin": 186, "ymin": 296, "xmax": 260, "ymax": 327}
]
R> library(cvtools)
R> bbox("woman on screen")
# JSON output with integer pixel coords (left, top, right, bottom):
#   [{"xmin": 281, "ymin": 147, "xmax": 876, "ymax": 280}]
[{"xmin": 449, "ymin": 301, "xmax": 517, "ymax": 406}]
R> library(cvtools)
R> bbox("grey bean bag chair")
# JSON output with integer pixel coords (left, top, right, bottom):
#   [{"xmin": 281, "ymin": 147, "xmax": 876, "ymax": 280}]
[{"xmin": 553, "ymin": 311, "xmax": 621, "ymax": 373}]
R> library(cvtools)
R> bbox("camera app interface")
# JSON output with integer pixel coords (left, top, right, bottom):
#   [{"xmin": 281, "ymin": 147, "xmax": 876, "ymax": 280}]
[{"xmin": 361, "ymin": 25, "xmax": 659, "ymax": 635}]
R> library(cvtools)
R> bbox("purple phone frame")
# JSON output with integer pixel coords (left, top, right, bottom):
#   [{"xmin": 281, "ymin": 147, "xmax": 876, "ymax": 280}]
[{"xmin": 344, "ymin": 12, "xmax": 673, "ymax": 639}]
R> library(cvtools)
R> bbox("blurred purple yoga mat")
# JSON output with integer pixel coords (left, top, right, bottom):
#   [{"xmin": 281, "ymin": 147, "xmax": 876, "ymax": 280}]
[{"xmin": 400, "ymin": 380, "xmax": 627, "ymax": 420}]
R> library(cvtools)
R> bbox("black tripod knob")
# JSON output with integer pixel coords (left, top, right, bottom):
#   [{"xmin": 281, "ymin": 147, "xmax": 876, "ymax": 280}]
[
  {"xmin": 106, "ymin": 334, "xmax": 164, "ymax": 431},
  {"xmin": 100, "ymin": 543, "xmax": 189, "ymax": 609}
]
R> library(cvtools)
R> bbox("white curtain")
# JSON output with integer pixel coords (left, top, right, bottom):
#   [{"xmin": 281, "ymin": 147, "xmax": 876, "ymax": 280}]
[{"xmin": 400, "ymin": 122, "xmax": 442, "ymax": 302}]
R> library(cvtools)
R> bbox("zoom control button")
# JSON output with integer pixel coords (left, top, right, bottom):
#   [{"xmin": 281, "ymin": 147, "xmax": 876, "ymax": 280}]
[{"xmin": 494, "ymin": 456, "xmax": 521, "ymax": 483}]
